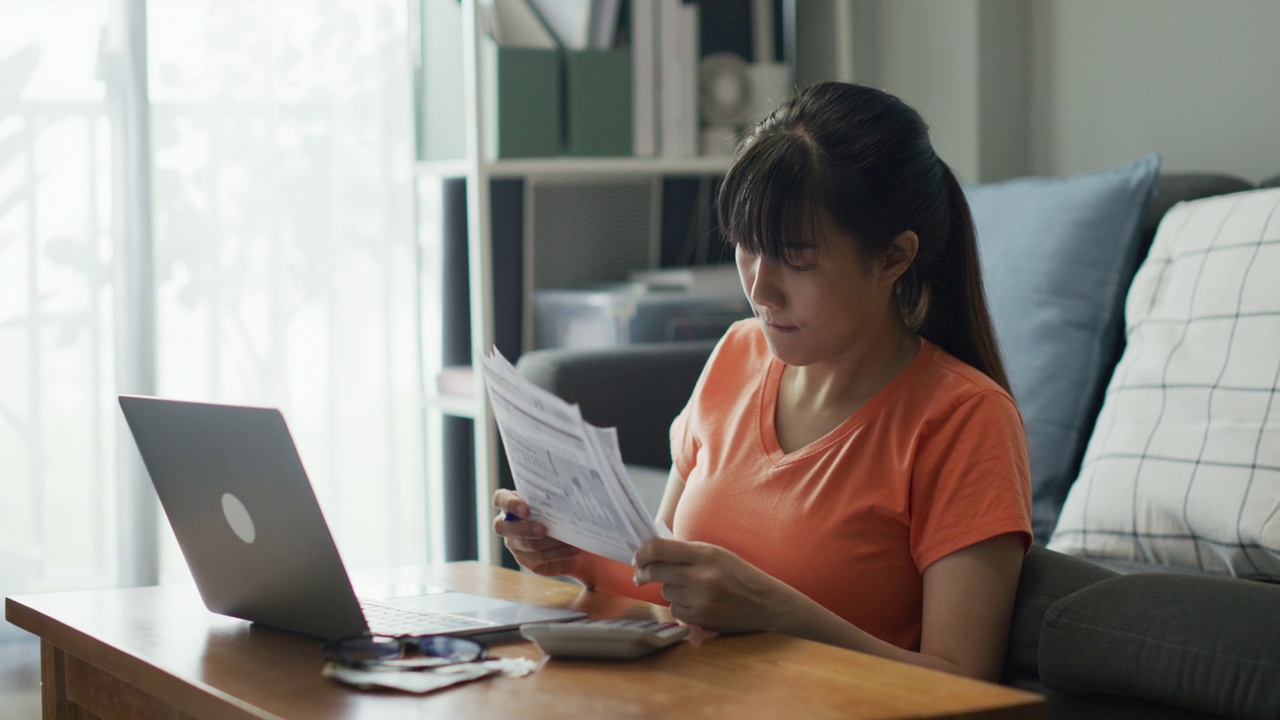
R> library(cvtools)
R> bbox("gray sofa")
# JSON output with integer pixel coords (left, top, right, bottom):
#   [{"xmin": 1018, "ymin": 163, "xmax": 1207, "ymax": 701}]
[{"xmin": 516, "ymin": 172, "xmax": 1280, "ymax": 719}]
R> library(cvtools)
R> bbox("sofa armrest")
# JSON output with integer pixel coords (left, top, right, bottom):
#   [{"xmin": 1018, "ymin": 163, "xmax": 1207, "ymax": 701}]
[
  {"xmin": 1002, "ymin": 546, "xmax": 1119, "ymax": 687},
  {"xmin": 516, "ymin": 341, "xmax": 715, "ymax": 469}
]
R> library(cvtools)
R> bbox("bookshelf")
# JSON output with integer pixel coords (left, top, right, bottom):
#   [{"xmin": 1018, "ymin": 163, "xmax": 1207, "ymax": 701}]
[{"xmin": 416, "ymin": 0, "xmax": 852, "ymax": 565}]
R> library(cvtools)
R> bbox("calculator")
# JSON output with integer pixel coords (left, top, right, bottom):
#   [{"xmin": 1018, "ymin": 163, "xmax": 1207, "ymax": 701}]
[{"xmin": 519, "ymin": 618, "xmax": 690, "ymax": 659}]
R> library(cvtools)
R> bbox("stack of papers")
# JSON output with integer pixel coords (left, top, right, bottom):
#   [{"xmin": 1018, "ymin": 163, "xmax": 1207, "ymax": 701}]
[{"xmin": 481, "ymin": 350, "xmax": 671, "ymax": 564}]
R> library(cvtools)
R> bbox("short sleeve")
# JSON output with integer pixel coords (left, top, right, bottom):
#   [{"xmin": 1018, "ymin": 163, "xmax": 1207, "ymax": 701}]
[
  {"xmin": 668, "ymin": 323, "xmax": 747, "ymax": 481},
  {"xmin": 669, "ymin": 402, "xmax": 697, "ymax": 481},
  {"xmin": 910, "ymin": 390, "xmax": 1033, "ymax": 571}
]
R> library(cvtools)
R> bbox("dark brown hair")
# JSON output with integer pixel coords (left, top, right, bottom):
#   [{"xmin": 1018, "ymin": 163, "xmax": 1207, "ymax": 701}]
[{"xmin": 715, "ymin": 81, "xmax": 1010, "ymax": 393}]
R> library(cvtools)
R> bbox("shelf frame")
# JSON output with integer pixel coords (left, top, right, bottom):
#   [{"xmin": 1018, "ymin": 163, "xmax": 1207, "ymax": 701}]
[
  {"xmin": 461, "ymin": 0, "xmax": 499, "ymax": 566},
  {"xmin": 418, "ymin": 155, "xmax": 733, "ymax": 180}
]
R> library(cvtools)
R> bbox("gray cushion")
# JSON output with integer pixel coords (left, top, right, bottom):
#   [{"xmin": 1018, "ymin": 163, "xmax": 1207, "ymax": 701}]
[
  {"xmin": 1040, "ymin": 572, "xmax": 1280, "ymax": 719},
  {"xmin": 1035, "ymin": 689, "xmax": 1223, "ymax": 720},
  {"xmin": 1140, "ymin": 172, "xmax": 1254, "ymax": 256},
  {"xmin": 1002, "ymin": 546, "xmax": 1118, "ymax": 686}
]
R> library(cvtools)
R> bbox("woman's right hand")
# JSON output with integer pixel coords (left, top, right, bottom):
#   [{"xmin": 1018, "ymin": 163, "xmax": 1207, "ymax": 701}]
[{"xmin": 493, "ymin": 489, "xmax": 584, "ymax": 577}]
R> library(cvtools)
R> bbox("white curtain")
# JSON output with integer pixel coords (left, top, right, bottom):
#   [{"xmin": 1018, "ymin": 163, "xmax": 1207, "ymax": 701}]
[{"xmin": 0, "ymin": 0, "xmax": 427, "ymax": 625}]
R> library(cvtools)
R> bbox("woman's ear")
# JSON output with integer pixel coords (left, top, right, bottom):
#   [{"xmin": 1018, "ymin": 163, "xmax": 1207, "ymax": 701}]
[{"xmin": 879, "ymin": 230, "xmax": 918, "ymax": 284}]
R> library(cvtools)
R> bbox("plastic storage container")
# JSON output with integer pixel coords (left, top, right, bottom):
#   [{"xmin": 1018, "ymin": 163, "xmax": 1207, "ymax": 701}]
[{"xmin": 534, "ymin": 286, "xmax": 751, "ymax": 349}]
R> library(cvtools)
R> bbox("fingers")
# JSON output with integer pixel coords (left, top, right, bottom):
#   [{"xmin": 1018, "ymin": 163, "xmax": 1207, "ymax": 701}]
[
  {"xmin": 632, "ymin": 539, "xmax": 707, "ymax": 586},
  {"xmin": 492, "ymin": 489, "xmax": 528, "ymax": 519},
  {"xmin": 502, "ymin": 534, "xmax": 581, "ymax": 577},
  {"xmin": 492, "ymin": 509, "xmax": 546, "ymax": 540},
  {"xmin": 661, "ymin": 593, "xmax": 709, "ymax": 630},
  {"xmin": 492, "ymin": 490, "xmax": 544, "ymax": 540},
  {"xmin": 633, "ymin": 557, "xmax": 692, "ymax": 587},
  {"xmin": 491, "ymin": 489, "xmax": 581, "ymax": 576},
  {"xmin": 651, "ymin": 576, "xmax": 720, "ymax": 632},
  {"xmin": 504, "ymin": 533, "xmax": 579, "ymax": 561},
  {"xmin": 632, "ymin": 537, "xmax": 706, "ymax": 567}
]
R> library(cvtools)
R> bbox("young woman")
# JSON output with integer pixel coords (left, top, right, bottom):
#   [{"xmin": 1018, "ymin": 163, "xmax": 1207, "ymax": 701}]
[{"xmin": 494, "ymin": 82, "xmax": 1032, "ymax": 681}]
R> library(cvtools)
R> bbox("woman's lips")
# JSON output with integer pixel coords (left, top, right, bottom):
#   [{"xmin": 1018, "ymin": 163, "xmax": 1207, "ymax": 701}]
[{"xmin": 762, "ymin": 319, "xmax": 797, "ymax": 332}]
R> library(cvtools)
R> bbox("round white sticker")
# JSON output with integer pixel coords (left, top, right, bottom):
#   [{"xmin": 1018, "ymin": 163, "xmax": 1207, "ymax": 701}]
[{"xmin": 221, "ymin": 492, "xmax": 256, "ymax": 544}]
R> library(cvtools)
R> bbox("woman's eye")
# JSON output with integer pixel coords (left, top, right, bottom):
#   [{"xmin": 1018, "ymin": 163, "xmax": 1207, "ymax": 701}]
[{"xmin": 783, "ymin": 249, "xmax": 816, "ymax": 270}]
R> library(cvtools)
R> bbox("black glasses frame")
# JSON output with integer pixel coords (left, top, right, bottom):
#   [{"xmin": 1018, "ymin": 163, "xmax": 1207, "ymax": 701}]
[{"xmin": 322, "ymin": 634, "xmax": 488, "ymax": 671}]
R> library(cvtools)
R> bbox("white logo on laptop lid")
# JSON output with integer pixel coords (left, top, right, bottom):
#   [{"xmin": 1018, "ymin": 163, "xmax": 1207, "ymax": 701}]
[{"xmin": 221, "ymin": 492, "xmax": 256, "ymax": 544}]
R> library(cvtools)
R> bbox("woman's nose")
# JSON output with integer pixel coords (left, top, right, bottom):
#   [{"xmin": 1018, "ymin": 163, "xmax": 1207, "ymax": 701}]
[{"xmin": 743, "ymin": 257, "xmax": 782, "ymax": 308}]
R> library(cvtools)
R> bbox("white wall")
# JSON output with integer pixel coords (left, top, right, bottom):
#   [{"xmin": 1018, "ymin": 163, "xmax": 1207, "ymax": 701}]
[
  {"xmin": 869, "ymin": 0, "xmax": 985, "ymax": 179},
  {"xmin": 851, "ymin": 0, "xmax": 1280, "ymax": 184},
  {"xmin": 1030, "ymin": 0, "xmax": 1280, "ymax": 182}
]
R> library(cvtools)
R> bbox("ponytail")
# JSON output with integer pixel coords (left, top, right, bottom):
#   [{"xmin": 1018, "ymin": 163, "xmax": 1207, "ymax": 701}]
[{"xmin": 919, "ymin": 165, "xmax": 1011, "ymax": 395}]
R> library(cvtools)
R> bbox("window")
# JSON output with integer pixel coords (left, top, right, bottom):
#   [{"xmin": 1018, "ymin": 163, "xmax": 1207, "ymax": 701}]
[{"xmin": 0, "ymin": 0, "xmax": 427, "ymax": 615}]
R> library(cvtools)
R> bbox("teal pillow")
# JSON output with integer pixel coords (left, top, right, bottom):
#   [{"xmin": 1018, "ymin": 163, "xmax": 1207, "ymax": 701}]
[{"xmin": 966, "ymin": 153, "xmax": 1160, "ymax": 541}]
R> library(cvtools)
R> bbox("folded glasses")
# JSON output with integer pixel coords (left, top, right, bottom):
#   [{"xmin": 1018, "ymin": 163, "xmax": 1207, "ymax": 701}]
[{"xmin": 322, "ymin": 634, "xmax": 488, "ymax": 671}]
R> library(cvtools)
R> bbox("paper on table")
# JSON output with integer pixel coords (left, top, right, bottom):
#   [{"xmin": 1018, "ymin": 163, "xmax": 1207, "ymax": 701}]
[
  {"xmin": 480, "ymin": 349, "xmax": 667, "ymax": 564},
  {"xmin": 322, "ymin": 657, "xmax": 539, "ymax": 694},
  {"xmin": 323, "ymin": 662, "xmax": 496, "ymax": 694}
]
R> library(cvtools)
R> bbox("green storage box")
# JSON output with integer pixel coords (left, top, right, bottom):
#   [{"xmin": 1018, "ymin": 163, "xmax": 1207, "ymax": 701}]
[
  {"xmin": 483, "ymin": 40, "xmax": 562, "ymax": 159},
  {"xmin": 564, "ymin": 48, "xmax": 633, "ymax": 157}
]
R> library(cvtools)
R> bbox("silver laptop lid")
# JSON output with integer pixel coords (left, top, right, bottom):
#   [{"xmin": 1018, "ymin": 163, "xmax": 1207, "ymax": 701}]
[
  {"xmin": 119, "ymin": 395, "xmax": 371, "ymax": 639},
  {"xmin": 120, "ymin": 395, "xmax": 586, "ymax": 640}
]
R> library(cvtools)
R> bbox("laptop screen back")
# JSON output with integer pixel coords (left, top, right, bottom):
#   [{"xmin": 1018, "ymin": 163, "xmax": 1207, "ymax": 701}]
[{"xmin": 119, "ymin": 395, "xmax": 371, "ymax": 639}]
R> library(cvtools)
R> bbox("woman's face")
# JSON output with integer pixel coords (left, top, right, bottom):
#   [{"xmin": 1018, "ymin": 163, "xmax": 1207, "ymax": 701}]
[{"xmin": 735, "ymin": 212, "xmax": 901, "ymax": 368}]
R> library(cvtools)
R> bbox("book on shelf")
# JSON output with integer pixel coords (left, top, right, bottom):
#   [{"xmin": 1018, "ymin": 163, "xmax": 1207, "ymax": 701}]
[
  {"xmin": 631, "ymin": 0, "xmax": 658, "ymax": 156},
  {"xmin": 657, "ymin": 0, "xmax": 700, "ymax": 157}
]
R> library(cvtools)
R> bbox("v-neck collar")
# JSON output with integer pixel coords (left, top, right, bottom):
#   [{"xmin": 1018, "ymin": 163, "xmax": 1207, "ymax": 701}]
[{"xmin": 759, "ymin": 339, "xmax": 935, "ymax": 464}]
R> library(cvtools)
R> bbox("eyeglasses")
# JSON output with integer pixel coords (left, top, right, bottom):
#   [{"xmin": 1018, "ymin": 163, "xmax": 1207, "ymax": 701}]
[{"xmin": 322, "ymin": 634, "xmax": 488, "ymax": 671}]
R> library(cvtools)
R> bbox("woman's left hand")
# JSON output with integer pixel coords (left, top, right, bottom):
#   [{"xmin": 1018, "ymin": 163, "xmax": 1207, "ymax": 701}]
[{"xmin": 631, "ymin": 538, "xmax": 785, "ymax": 633}]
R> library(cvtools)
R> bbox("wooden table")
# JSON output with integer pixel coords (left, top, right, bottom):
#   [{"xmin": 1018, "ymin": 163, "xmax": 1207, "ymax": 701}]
[{"xmin": 6, "ymin": 562, "xmax": 1045, "ymax": 719}]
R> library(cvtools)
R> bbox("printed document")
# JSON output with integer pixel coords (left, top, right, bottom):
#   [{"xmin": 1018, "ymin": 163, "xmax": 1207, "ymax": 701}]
[{"xmin": 480, "ymin": 349, "xmax": 670, "ymax": 564}]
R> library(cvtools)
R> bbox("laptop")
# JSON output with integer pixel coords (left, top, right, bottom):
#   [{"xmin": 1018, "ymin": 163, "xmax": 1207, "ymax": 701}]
[{"xmin": 118, "ymin": 395, "xmax": 585, "ymax": 641}]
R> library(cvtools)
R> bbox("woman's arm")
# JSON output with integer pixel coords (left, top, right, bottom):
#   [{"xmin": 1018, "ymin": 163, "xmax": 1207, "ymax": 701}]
[
  {"xmin": 918, "ymin": 532, "xmax": 1025, "ymax": 679},
  {"xmin": 776, "ymin": 532, "xmax": 1024, "ymax": 680},
  {"xmin": 633, "ymin": 531, "xmax": 1024, "ymax": 681}
]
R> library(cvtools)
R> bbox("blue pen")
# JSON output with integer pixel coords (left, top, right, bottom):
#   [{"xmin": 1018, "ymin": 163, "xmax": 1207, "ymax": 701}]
[{"xmin": 502, "ymin": 512, "xmax": 519, "ymax": 522}]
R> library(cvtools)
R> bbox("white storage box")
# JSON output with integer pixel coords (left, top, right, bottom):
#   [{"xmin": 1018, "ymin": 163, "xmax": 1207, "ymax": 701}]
[{"xmin": 534, "ymin": 285, "xmax": 752, "ymax": 349}]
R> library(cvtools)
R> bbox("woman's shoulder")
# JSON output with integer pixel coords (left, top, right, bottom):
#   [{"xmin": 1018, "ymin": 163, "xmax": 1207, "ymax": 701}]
[
  {"xmin": 891, "ymin": 343, "xmax": 1028, "ymax": 470},
  {"xmin": 910, "ymin": 340, "xmax": 1019, "ymax": 416},
  {"xmin": 695, "ymin": 318, "xmax": 769, "ymax": 390},
  {"xmin": 710, "ymin": 317, "xmax": 768, "ymax": 360}
]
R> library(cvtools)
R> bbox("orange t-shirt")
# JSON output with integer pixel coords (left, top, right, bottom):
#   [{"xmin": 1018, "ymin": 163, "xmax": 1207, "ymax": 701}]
[{"xmin": 582, "ymin": 319, "xmax": 1032, "ymax": 651}]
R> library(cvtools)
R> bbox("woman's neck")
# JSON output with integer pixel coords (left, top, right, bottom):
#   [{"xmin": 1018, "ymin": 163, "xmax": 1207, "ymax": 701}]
[
  {"xmin": 773, "ymin": 328, "xmax": 921, "ymax": 455},
  {"xmin": 781, "ymin": 323, "xmax": 921, "ymax": 416}
]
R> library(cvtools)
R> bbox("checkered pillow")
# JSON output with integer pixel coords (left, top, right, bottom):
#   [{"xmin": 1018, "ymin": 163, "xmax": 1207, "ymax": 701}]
[{"xmin": 1048, "ymin": 187, "xmax": 1280, "ymax": 579}]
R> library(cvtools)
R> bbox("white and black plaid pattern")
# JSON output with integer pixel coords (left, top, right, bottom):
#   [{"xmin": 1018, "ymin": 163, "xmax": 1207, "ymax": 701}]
[{"xmin": 1049, "ymin": 188, "xmax": 1280, "ymax": 579}]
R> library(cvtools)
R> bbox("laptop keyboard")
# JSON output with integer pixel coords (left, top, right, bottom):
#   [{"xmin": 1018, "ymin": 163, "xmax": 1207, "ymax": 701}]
[{"xmin": 359, "ymin": 600, "xmax": 489, "ymax": 636}]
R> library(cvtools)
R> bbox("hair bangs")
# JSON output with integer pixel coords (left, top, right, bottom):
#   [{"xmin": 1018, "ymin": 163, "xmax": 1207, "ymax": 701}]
[{"xmin": 716, "ymin": 132, "xmax": 829, "ymax": 262}]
